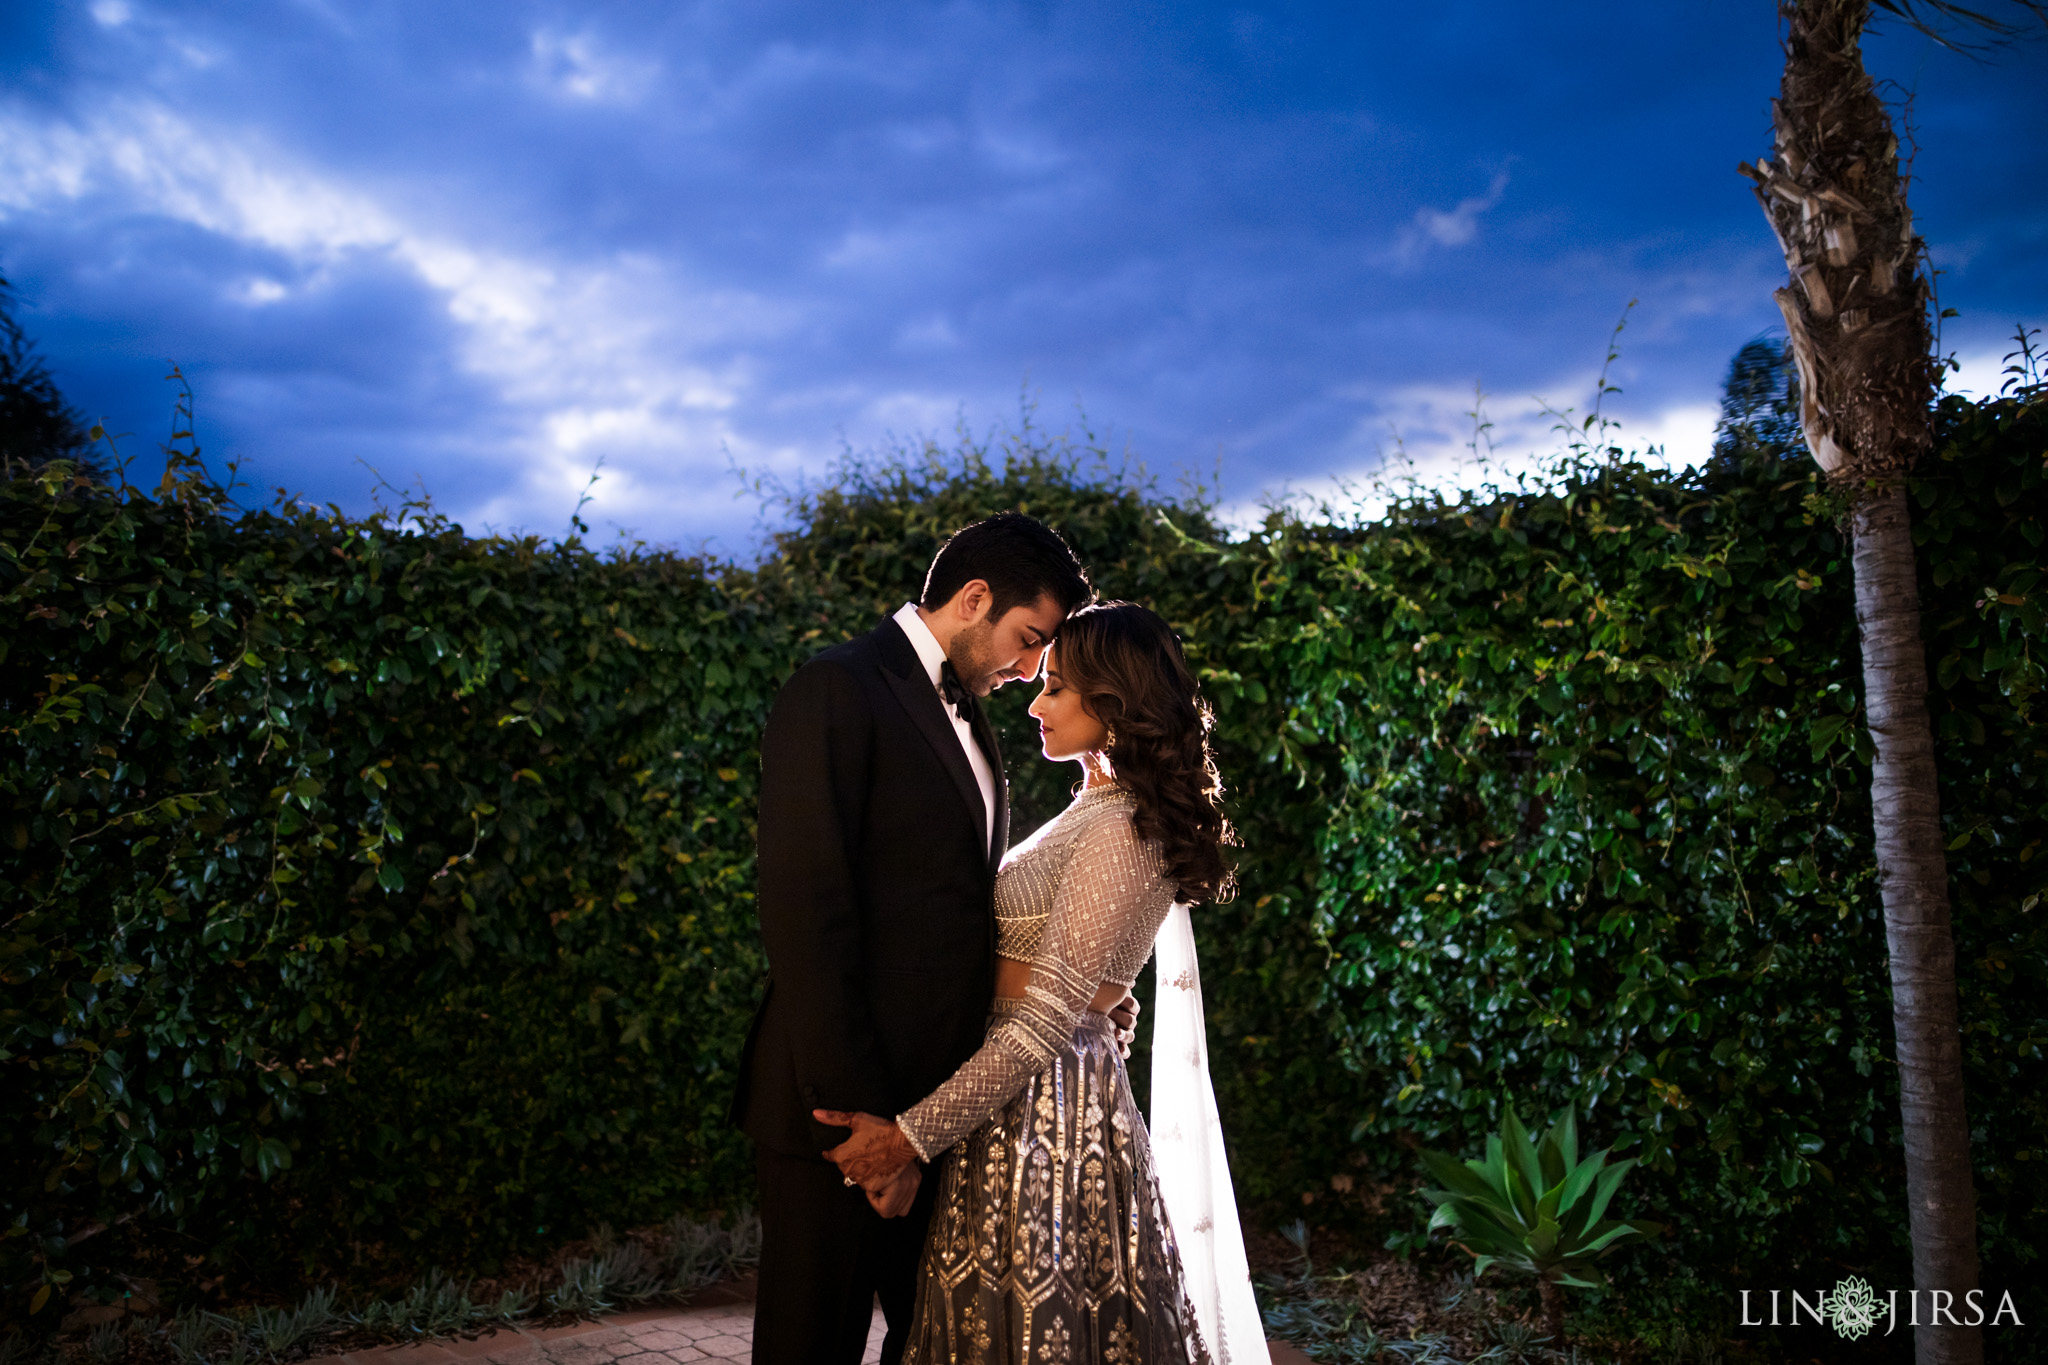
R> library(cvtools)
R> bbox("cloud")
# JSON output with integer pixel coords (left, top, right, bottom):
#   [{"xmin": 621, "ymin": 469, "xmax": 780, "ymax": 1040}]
[
  {"xmin": 1207, "ymin": 374, "xmax": 1561, "ymax": 529},
  {"xmin": 234, "ymin": 277, "xmax": 288, "ymax": 305},
  {"xmin": 4, "ymin": 2, "xmax": 2039, "ymax": 553},
  {"xmin": 1388, "ymin": 169, "xmax": 1512, "ymax": 266},
  {"xmin": 1215, "ymin": 368, "xmax": 1716, "ymax": 532},
  {"xmin": 0, "ymin": 98, "xmax": 788, "ymax": 537},
  {"xmin": 528, "ymin": 28, "xmax": 657, "ymax": 104},
  {"xmin": 1626, "ymin": 402, "xmax": 1719, "ymax": 468},
  {"xmin": 1944, "ymin": 343, "xmax": 2038, "ymax": 400}
]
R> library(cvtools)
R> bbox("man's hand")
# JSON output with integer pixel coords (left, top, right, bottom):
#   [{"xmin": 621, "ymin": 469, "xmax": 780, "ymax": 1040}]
[
  {"xmin": 814, "ymin": 1108, "xmax": 920, "ymax": 1190},
  {"xmin": 1107, "ymin": 990, "xmax": 1140, "ymax": 1058},
  {"xmin": 864, "ymin": 1162, "xmax": 922, "ymax": 1218}
]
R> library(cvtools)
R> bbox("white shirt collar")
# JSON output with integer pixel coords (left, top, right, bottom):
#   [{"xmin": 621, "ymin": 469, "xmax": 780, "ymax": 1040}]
[{"xmin": 891, "ymin": 601, "xmax": 948, "ymax": 689}]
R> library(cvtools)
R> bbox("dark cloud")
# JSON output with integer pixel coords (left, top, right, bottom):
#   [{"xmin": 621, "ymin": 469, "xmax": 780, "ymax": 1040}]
[{"xmin": 3, "ymin": 0, "xmax": 2041, "ymax": 548}]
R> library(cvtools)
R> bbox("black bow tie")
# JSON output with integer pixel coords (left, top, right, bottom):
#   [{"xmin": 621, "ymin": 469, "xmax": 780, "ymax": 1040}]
[{"xmin": 937, "ymin": 661, "xmax": 974, "ymax": 723}]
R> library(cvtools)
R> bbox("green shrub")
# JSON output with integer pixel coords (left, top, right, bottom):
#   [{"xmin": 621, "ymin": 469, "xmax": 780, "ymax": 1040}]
[
  {"xmin": 1218, "ymin": 394, "xmax": 2045, "ymax": 1328},
  {"xmin": 4, "ymin": 395, "xmax": 2043, "ymax": 1341},
  {"xmin": 1419, "ymin": 1102, "xmax": 1659, "ymax": 1335},
  {"xmin": 3, "ymin": 429, "xmax": 787, "ymax": 1312}
]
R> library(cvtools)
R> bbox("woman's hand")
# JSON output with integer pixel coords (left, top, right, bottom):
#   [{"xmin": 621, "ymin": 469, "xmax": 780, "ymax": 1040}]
[
  {"xmin": 814, "ymin": 1109, "xmax": 921, "ymax": 1193},
  {"xmin": 1107, "ymin": 990, "xmax": 1140, "ymax": 1057},
  {"xmin": 865, "ymin": 1163, "xmax": 922, "ymax": 1218}
]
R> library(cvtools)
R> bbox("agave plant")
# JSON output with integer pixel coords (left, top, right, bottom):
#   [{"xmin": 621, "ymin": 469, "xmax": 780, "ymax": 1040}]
[
  {"xmin": 1419, "ymin": 1102, "xmax": 1662, "ymax": 1338},
  {"xmin": 658, "ymin": 1210, "xmax": 760, "ymax": 1296},
  {"xmin": 162, "ymin": 1310, "xmax": 214, "ymax": 1365},
  {"xmin": 250, "ymin": 1286, "xmax": 340, "ymax": 1358}
]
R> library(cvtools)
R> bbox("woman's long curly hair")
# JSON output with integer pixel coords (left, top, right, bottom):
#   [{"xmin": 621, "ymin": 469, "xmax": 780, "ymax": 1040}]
[{"xmin": 1053, "ymin": 601, "xmax": 1235, "ymax": 904}]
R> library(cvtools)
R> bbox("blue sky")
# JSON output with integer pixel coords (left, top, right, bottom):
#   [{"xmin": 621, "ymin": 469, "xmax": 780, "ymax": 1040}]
[{"xmin": 3, "ymin": 1, "xmax": 2043, "ymax": 551}]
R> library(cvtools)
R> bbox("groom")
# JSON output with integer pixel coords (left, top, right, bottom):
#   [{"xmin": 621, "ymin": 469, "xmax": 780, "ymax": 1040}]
[{"xmin": 733, "ymin": 513, "xmax": 1096, "ymax": 1365}]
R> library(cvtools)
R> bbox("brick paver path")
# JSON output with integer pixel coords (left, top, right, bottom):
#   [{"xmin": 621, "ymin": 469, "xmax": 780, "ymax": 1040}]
[
  {"xmin": 331, "ymin": 1302, "xmax": 879, "ymax": 1365},
  {"xmin": 326, "ymin": 1284, "xmax": 1311, "ymax": 1364}
]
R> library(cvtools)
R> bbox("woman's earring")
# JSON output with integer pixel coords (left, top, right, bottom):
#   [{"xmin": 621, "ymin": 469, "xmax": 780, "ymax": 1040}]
[{"xmin": 1103, "ymin": 724, "xmax": 1118, "ymax": 751}]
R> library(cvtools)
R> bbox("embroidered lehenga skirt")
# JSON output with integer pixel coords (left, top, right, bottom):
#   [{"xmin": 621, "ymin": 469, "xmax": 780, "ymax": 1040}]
[{"xmin": 903, "ymin": 1001, "xmax": 1213, "ymax": 1365}]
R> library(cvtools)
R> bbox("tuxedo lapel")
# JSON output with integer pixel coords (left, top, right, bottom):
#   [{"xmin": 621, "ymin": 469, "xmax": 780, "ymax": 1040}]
[
  {"xmin": 969, "ymin": 700, "xmax": 1008, "ymax": 874},
  {"xmin": 877, "ymin": 624, "xmax": 988, "ymax": 859}
]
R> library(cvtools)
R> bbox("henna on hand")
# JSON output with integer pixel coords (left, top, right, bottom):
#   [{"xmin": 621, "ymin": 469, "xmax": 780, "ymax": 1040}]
[
  {"xmin": 865, "ymin": 1162, "xmax": 922, "ymax": 1218},
  {"xmin": 814, "ymin": 1108, "xmax": 919, "ymax": 1187}
]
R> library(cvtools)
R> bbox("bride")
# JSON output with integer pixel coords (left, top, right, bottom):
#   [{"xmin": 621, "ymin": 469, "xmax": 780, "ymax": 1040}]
[{"xmin": 815, "ymin": 601, "xmax": 1268, "ymax": 1364}]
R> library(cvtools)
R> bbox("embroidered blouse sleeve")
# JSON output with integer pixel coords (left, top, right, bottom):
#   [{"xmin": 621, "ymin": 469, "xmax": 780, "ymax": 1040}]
[{"xmin": 896, "ymin": 806, "xmax": 1170, "ymax": 1160}]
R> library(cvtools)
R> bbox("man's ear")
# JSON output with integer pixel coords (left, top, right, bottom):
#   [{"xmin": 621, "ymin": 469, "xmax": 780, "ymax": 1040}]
[{"xmin": 954, "ymin": 579, "xmax": 994, "ymax": 624}]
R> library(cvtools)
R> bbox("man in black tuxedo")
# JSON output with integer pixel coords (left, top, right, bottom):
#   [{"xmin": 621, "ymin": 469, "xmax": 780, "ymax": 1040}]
[{"xmin": 733, "ymin": 513, "xmax": 1098, "ymax": 1365}]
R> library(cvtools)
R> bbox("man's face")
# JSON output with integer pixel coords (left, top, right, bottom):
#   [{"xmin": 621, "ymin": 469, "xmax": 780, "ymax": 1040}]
[{"xmin": 948, "ymin": 592, "xmax": 1065, "ymax": 696}]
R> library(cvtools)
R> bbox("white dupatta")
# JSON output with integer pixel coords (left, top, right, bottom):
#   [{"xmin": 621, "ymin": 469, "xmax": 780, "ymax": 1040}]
[{"xmin": 1149, "ymin": 903, "xmax": 1269, "ymax": 1364}]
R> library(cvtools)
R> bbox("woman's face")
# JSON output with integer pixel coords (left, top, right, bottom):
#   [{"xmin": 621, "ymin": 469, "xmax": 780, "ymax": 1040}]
[{"xmin": 1027, "ymin": 646, "xmax": 1109, "ymax": 762}]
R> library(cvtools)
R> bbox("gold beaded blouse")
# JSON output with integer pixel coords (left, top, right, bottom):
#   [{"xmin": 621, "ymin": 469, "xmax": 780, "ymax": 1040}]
[{"xmin": 895, "ymin": 784, "xmax": 1175, "ymax": 1161}]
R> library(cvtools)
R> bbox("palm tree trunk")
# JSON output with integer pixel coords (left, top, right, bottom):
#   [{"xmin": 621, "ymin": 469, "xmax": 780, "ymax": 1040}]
[
  {"xmin": 1740, "ymin": 4, "xmax": 1979, "ymax": 1361},
  {"xmin": 1854, "ymin": 485, "xmax": 1979, "ymax": 1365}
]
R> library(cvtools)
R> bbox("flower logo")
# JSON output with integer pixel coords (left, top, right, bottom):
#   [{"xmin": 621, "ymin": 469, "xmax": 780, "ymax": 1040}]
[{"xmin": 1827, "ymin": 1275, "xmax": 1881, "ymax": 1340}]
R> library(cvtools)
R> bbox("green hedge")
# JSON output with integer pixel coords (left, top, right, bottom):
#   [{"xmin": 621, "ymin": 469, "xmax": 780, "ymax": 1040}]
[
  {"xmin": 4, "ymin": 401, "xmax": 2043, "ymax": 1332},
  {"xmin": 1222, "ymin": 402, "xmax": 2047, "ymax": 1321},
  {"xmin": 2, "ymin": 441, "xmax": 787, "ymax": 1299}
]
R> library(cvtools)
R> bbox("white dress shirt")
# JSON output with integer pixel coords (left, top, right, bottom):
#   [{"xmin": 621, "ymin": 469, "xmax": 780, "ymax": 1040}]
[{"xmin": 892, "ymin": 601, "xmax": 997, "ymax": 853}]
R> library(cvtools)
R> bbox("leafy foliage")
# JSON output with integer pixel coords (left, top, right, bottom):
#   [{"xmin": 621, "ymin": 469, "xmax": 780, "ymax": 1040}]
[
  {"xmin": 1235, "ymin": 390, "xmax": 2046, "ymax": 1334},
  {"xmin": 4, "ymin": 385, "xmax": 2044, "ymax": 1344},
  {"xmin": 3, "ymin": 429, "xmax": 782, "ymax": 1319},
  {"xmin": 0, "ymin": 274, "xmax": 97, "ymax": 477},
  {"xmin": 1253, "ymin": 1224, "xmax": 1608, "ymax": 1365},
  {"xmin": 1419, "ymin": 1104, "xmax": 1658, "ymax": 1290},
  {"xmin": 134, "ymin": 1212, "xmax": 756, "ymax": 1365},
  {"xmin": 1710, "ymin": 337, "xmax": 1802, "ymax": 467}
]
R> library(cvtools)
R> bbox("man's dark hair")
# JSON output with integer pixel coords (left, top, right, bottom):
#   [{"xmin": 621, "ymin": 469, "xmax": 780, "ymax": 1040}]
[{"xmin": 920, "ymin": 512, "xmax": 1092, "ymax": 621}]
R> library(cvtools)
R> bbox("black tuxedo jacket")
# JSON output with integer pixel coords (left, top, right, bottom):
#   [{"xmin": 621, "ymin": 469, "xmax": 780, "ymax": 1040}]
[{"xmin": 733, "ymin": 614, "xmax": 1010, "ymax": 1158}]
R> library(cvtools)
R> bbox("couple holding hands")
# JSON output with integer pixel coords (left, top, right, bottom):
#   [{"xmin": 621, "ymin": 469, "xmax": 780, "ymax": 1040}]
[{"xmin": 733, "ymin": 513, "xmax": 1265, "ymax": 1364}]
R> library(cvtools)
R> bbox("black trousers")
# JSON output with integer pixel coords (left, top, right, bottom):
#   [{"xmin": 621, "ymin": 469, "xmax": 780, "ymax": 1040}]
[{"xmin": 751, "ymin": 1147, "xmax": 938, "ymax": 1365}]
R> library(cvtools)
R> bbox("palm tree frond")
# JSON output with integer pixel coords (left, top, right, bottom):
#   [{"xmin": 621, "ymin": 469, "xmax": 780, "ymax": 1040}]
[{"xmin": 1864, "ymin": 0, "xmax": 2048, "ymax": 53}]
